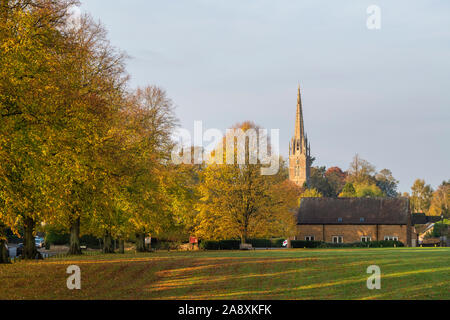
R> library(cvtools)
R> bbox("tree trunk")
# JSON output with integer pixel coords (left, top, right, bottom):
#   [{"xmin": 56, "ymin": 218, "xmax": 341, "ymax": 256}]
[
  {"xmin": 241, "ymin": 228, "xmax": 248, "ymax": 245},
  {"xmin": 68, "ymin": 217, "xmax": 82, "ymax": 255},
  {"xmin": 23, "ymin": 217, "xmax": 41, "ymax": 260},
  {"xmin": 136, "ymin": 233, "xmax": 147, "ymax": 252},
  {"xmin": 0, "ymin": 225, "xmax": 9, "ymax": 264},
  {"xmin": 0, "ymin": 239, "xmax": 9, "ymax": 264},
  {"xmin": 103, "ymin": 231, "xmax": 114, "ymax": 254},
  {"xmin": 118, "ymin": 239, "xmax": 125, "ymax": 254}
]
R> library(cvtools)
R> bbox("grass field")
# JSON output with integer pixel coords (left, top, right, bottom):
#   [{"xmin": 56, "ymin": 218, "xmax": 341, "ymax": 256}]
[{"xmin": 0, "ymin": 248, "xmax": 449, "ymax": 300}]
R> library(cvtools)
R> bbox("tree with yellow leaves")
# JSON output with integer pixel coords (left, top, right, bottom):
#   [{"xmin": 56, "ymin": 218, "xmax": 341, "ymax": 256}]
[
  {"xmin": 195, "ymin": 122, "xmax": 289, "ymax": 244},
  {"xmin": 410, "ymin": 179, "xmax": 434, "ymax": 213},
  {"xmin": 428, "ymin": 180, "xmax": 449, "ymax": 218},
  {"xmin": 0, "ymin": 0, "xmax": 79, "ymax": 259}
]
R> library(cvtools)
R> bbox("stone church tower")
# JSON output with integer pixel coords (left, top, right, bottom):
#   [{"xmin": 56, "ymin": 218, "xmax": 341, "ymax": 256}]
[{"xmin": 289, "ymin": 86, "xmax": 311, "ymax": 187}]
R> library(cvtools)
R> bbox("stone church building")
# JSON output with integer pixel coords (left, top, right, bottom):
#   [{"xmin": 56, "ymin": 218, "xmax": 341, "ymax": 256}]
[{"xmin": 288, "ymin": 87, "xmax": 415, "ymax": 247}]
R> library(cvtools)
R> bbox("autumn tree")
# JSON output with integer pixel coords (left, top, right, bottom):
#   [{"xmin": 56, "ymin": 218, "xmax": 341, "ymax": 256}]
[
  {"xmin": 410, "ymin": 179, "xmax": 434, "ymax": 213},
  {"xmin": 347, "ymin": 154, "xmax": 376, "ymax": 185},
  {"xmin": 344, "ymin": 154, "xmax": 390, "ymax": 198},
  {"xmin": 250, "ymin": 162, "xmax": 302, "ymax": 239},
  {"xmin": 125, "ymin": 86, "xmax": 178, "ymax": 252},
  {"xmin": 298, "ymin": 188, "xmax": 323, "ymax": 206},
  {"xmin": 163, "ymin": 161, "xmax": 202, "ymax": 241},
  {"xmin": 428, "ymin": 180, "xmax": 449, "ymax": 218},
  {"xmin": 50, "ymin": 12, "xmax": 127, "ymax": 255},
  {"xmin": 195, "ymin": 122, "xmax": 286, "ymax": 244},
  {"xmin": 0, "ymin": 0, "xmax": 79, "ymax": 259}
]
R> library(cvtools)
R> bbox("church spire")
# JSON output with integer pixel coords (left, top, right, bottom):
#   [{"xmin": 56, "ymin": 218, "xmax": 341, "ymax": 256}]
[
  {"xmin": 289, "ymin": 84, "xmax": 311, "ymax": 187},
  {"xmin": 295, "ymin": 85, "xmax": 305, "ymax": 141}
]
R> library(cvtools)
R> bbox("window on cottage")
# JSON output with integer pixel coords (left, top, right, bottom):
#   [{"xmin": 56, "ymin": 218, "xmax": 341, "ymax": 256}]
[
  {"xmin": 361, "ymin": 236, "xmax": 371, "ymax": 242},
  {"xmin": 384, "ymin": 236, "xmax": 399, "ymax": 241},
  {"xmin": 305, "ymin": 236, "xmax": 315, "ymax": 241},
  {"xmin": 338, "ymin": 218, "xmax": 343, "ymax": 223},
  {"xmin": 360, "ymin": 217, "xmax": 365, "ymax": 223},
  {"xmin": 332, "ymin": 236, "xmax": 343, "ymax": 244}
]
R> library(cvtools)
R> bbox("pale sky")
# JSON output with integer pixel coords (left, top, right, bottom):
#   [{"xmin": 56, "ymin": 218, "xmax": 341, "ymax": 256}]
[{"xmin": 80, "ymin": 0, "xmax": 449, "ymax": 193}]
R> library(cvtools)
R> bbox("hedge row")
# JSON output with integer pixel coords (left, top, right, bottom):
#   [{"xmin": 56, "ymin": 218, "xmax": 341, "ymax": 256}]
[
  {"xmin": 290, "ymin": 240, "xmax": 323, "ymax": 248},
  {"xmin": 199, "ymin": 240, "xmax": 241, "ymax": 250},
  {"xmin": 248, "ymin": 238, "xmax": 285, "ymax": 248},
  {"xmin": 199, "ymin": 238, "xmax": 286, "ymax": 250},
  {"xmin": 45, "ymin": 232, "xmax": 103, "ymax": 249},
  {"xmin": 291, "ymin": 240, "xmax": 405, "ymax": 248},
  {"xmin": 199, "ymin": 239, "xmax": 405, "ymax": 250}
]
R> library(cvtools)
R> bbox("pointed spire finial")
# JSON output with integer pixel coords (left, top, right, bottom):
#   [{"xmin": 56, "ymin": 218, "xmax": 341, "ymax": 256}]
[{"xmin": 295, "ymin": 85, "xmax": 305, "ymax": 142}]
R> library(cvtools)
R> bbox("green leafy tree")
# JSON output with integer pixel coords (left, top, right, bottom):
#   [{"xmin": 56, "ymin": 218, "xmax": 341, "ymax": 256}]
[
  {"xmin": 308, "ymin": 166, "xmax": 334, "ymax": 197},
  {"xmin": 325, "ymin": 167, "xmax": 347, "ymax": 197},
  {"xmin": 375, "ymin": 169, "xmax": 399, "ymax": 198},
  {"xmin": 354, "ymin": 183, "xmax": 385, "ymax": 198},
  {"xmin": 339, "ymin": 183, "xmax": 357, "ymax": 198}
]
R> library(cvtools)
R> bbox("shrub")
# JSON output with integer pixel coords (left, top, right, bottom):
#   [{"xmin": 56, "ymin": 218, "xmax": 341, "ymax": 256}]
[
  {"xmin": 218, "ymin": 240, "xmax": 241, "ymax": 250},
  {"xmin": 80, "ymin": 235, "xmax": 102, "ymax": 249},
  {"xmin": 45, "ymin": 231, "xmax": 102, "ymax": 248},
  {"xmin": 247, "ymin": 238, "xmax": 286, "ymax": 248},
  {"xmin": 366, "ymin": 240, "xmax": 404, "ymax": 248},
  {"xmin": 270, "ymin": 238, "xmax": 286, "ymax": 248},
  {"xmin": 291, "ymin": 240, "xmax": 323, "ymax": 248},
  {"xmin": 431, "ymin": 223, "xmax": 448, "ymax": 237},
  {"xmin": 45, "ymin": 231, "xmax": 70, "ymax": 245},
  {"xmin": 291, "ymin": 240, "xmax": 404, "ymax": 249},
  {"xmin": 248, "ymin": 239, "xmax": 271, "ymax": 248},
  {"xmin": 199, "ymin": 240, "xmax": 241, "ymax": 250},
  {"xmin": 199, "ymin": 240, "xmax": 220, "ymax": 250},
  {"xmin": 198, "ymin": 239, "xmax": 405, "ymax": 250}
]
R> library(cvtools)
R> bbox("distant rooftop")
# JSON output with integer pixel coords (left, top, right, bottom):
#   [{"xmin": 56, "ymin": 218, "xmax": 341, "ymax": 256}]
[{"xmin": 411, "ymin": 213, "xmax": 442, "ymax": 225}]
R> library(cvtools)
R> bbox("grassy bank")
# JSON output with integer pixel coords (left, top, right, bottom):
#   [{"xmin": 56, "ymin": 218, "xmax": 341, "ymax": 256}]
[{"xmin": 0, "ymin": 248, "xmax": 449, "ymax": 300}]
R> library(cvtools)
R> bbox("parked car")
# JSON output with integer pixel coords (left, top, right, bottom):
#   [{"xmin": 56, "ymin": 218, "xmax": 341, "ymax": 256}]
[{"xmin": 35, "ymin": 237, "xmax": 45, "ymax": 248}]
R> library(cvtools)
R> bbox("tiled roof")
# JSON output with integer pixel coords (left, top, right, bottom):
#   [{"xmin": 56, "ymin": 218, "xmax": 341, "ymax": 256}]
[{"xmin": 297, "ymin": 197, "xmax": 410, "ymax": 225}]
